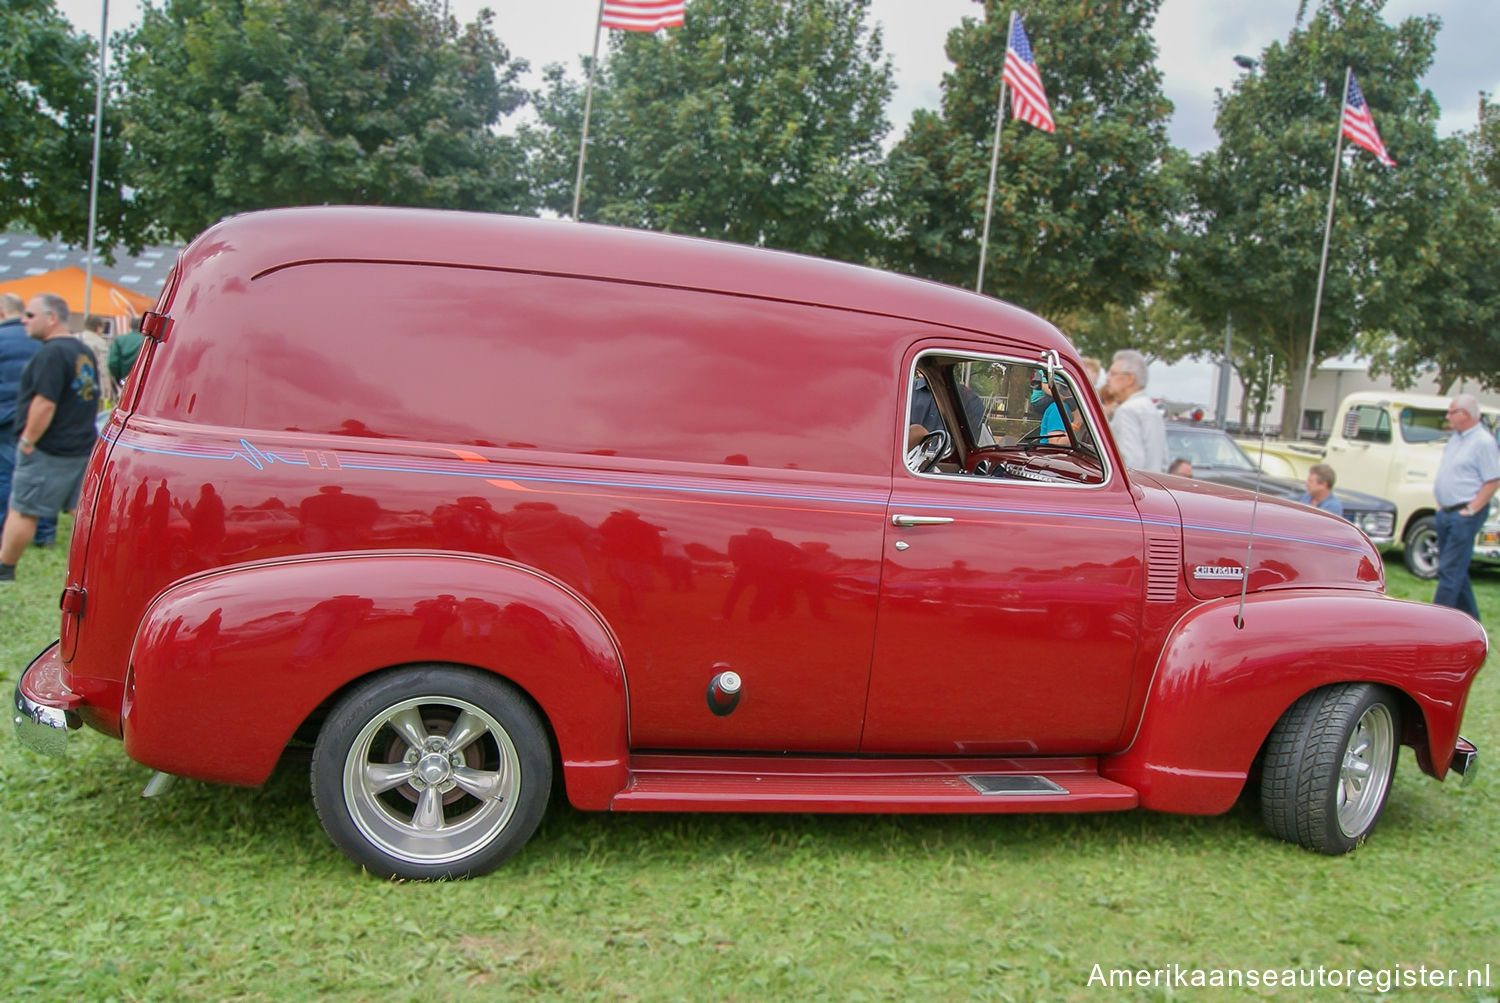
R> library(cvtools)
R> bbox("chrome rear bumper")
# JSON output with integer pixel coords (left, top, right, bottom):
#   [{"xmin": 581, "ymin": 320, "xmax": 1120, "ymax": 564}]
[
  {"xmin": 1451, "ymin": 736, "xmax": 1478, "ymax": 787},
  {"xmin": 12, "ymin": 642, "xmax": 80, "ymax": 758}
]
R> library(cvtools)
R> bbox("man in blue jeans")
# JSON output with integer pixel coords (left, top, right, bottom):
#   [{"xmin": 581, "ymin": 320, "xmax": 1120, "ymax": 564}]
[
  {"xmin": 1432, "ymin": 394, "xmax": 1500, "ymax": 620},
  {"xmin": 0, "ymin": 294, "xmax": 57, "ymax": 547}
]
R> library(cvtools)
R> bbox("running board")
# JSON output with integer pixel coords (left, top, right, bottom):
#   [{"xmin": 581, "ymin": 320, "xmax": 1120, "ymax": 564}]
[{"xmin": 611, "ymin": 754, "xmax": 1139, "ymax": 813}]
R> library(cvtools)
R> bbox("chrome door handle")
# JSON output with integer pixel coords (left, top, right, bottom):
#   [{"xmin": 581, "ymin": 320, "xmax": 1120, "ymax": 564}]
[{"xmin": 891, "ymin": 514, "xmax": 955, "ymax": 527}]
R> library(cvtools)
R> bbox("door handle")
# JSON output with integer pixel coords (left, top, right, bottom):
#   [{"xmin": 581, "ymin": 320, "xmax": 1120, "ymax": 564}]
[{"xmin": 891, "ymin": 514, "xmax": 955, "ymax": 527}]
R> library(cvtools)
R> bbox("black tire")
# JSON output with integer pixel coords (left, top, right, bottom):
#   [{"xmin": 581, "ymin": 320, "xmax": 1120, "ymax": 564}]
[
  {"xmin": 1403, "ymin": 515, "xmax": 1439, "ymax": 579},
  {"xmin": 1260, "ymin": 683, "xmax": 1400, "ymax": 855},
  {"xmin": 311, "ymin": 665, "xmax": 552, "ymax": 879}
]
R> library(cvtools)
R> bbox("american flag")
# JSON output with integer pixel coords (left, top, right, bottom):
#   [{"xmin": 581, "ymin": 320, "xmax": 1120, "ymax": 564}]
[
  {"xmin": 1341, "ymin": 72, "xmax": 1395, "ymax": 167},
  {"xmin": 601, "ymin": 0, "xmax": 686, "ymax": 32},
  {"xmin": 1002, "ymin": 15, "xmax": 1054, "ymax": 133}
]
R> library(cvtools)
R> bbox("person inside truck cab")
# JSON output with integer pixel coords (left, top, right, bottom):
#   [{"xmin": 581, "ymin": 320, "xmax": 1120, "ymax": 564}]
[
  {"xmin": 1030, "ymin": 372, "xmax": 1070, "ymax": 444},
  {"xmin": 910, "ymin": 372, "xmax": 985, "ymax": 436},
  {"xmin": 907, "ymin": 370, "xmax": 993, "ymax": 472}
]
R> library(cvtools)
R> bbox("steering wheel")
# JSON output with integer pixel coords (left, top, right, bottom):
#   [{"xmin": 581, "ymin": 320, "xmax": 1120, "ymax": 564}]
[
  {"xmin": 906, "ymin": 428, "xmax": 952, "ymax": 473},
  {"xmin": 1017, "ymin": 427, "xmax": 1050, "ymax": 449}
]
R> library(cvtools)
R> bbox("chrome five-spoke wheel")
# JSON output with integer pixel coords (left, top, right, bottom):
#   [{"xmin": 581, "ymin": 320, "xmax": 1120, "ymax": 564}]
[
  {"xmin": 1337, "ymin": 701, "xmax": 1396, "ymax": 839},
  {"xmin": 313, "ymin": 666, "xmax": 551, "ymax": 879},
  {"xmin": 1261, "ymin": 683, "xmax": 1401, "ymax": 855}
]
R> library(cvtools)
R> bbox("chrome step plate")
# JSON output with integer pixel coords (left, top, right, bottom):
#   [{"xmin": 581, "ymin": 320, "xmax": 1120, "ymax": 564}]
[{"xmin": 964, "ymin": 774, "xmax": 1068, "ymax": 796}]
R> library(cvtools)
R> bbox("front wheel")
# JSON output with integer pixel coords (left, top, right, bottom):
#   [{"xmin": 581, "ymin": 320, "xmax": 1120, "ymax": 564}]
[
  {"xmin": 1403, "ymin": 515, "xmax": 1439, "ymax": 579},
  {"xmin": 312, "ymin": 666, "xmax": 552, "ymax": 879},
  {"xmin": 1260, "ymin": 683, "xmax": 1400, "ymax": 855}
]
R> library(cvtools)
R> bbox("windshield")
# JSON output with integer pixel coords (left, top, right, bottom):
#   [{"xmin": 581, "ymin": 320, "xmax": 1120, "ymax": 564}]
[
  {"xmin": 1399, "ymin": 407, "xmax": 1450, "ymax": 443},
  {"xmin": 1165, "ymin": 428, "xmax": 1259, "ymax": 471},
  {"xmin": 1396, "ymin": 408, "xmax": 1500, "ymax": 444}
]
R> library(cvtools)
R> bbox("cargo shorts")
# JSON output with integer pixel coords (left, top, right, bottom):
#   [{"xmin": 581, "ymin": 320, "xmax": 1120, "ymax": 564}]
[{"xmin": 8, "ymin": 446, "xmax": 90, "ymax": 518}]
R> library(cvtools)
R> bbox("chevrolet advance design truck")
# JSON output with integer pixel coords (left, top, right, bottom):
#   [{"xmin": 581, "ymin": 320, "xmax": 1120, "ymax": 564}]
[{"xmin": 14, "ymin": 208, "xmax": 1484, "ymax": 878}]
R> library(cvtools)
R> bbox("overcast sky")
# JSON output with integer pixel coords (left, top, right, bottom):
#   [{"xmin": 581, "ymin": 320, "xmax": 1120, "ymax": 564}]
[{"xmin": 56, "ymin": 0, "xmax": 1500, "ymax": 154}]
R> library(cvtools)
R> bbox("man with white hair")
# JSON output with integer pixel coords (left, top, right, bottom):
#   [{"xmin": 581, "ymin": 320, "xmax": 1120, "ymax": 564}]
[
  {"xmin": 1432, "ymin": 393, "xmax": 1500, "ymax": 619},
  {"xmin": 1105, "ymin": 348, "xmax": 1166, "ymax": 472}
]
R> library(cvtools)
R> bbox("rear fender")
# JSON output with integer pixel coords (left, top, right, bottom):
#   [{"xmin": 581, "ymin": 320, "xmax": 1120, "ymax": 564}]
[
  {"xmin": 1101, "ymin": 591, "xmax": 1486, "ymax": 814},
  {"xmin": 122, "ymin": 552, "xmax": 628, "ymax": 807}
]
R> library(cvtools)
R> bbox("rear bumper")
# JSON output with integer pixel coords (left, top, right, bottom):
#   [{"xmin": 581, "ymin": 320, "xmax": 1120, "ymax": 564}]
[
  {"xmin": 12, "ymin": 641, "xmax": 81, "ymax": 758},
  {"xmin": 1451, "ymin": 736, "xmax": 1478, "ymax": 787}
]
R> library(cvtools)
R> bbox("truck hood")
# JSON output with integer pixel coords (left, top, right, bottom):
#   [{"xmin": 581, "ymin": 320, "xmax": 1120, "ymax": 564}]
[{"xmin": 1139, "ymin": 474, "xmax": 1385, "ymax": 601}]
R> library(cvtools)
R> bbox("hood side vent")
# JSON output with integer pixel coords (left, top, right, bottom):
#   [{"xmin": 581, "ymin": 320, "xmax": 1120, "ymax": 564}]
[{"xmin": 1146, "ymin": 536, "xmax": 1181, "ymax": 603}]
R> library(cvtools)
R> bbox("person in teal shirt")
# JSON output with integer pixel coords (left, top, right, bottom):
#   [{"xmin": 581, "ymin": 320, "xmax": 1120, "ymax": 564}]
[{"xmin": 1033, "ymin": 374, "xmax": 1070, "ymax": 444}]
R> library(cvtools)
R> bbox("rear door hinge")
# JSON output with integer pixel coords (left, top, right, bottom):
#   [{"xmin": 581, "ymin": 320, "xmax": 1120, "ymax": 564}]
[
  {"xmin": 60, "ymin": 585, "xmax": 86, "ymax": 618},
  {"xmin": 140, "ymin": 310, "xmax": 173, "ymax": 343}
]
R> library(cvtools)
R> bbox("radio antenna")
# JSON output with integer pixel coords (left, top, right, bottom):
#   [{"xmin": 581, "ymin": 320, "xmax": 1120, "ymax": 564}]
[{"xmin": 1236, "ymin": 354, "xmax": 1275, "ymax": 629}]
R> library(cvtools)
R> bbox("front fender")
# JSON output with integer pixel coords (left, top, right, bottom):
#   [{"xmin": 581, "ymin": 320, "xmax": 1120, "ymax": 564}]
[
  {"xmin": 122, "ymin": 552, "xmax": 628, "ymax": 807},
  {"xmin": 1101, "ymin": 591, "xmax": 1486, "ymax": 814}
]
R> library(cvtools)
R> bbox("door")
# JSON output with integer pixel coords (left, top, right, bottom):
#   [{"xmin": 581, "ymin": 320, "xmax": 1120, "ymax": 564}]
[{"xmin": 861, "ymin": 349, "xmax": 1147, "ymax": 755}]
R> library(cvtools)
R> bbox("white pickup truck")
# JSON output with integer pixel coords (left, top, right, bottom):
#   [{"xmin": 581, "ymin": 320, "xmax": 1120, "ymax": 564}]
[{"xmin": 1237, "ymin": 390, "xmax": 1500, "ymax": 578}]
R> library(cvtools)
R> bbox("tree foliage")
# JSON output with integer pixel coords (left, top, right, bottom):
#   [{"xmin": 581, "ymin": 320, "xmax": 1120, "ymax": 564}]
[
  {"xmin": 883, "ymin": 0, "xmax": 1181, "ymax": 323},
  {"xmin": 1173, "ymin": 0, "xmax": 1457, "ymax": 431},
  {"xmin": 525, "ymin": 0, "xmax": 893, "ymax": 262},
  {"xmin": 1057, "ymin": 293, "xmax": 1199, "ymax": 369},
  {"xmin": 1359, "ymin": 113, "xmax": 1500, "ymax": 393},
  {"xmin": 0, "ymin": 0, "xmax": 141, "ymax": 250},
  {"xmin": 117, "ymin": 0, "xmax": 533, "ymax": 240}
]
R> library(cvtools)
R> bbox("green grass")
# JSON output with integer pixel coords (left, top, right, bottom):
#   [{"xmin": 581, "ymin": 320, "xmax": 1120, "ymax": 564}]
[{"xmin": 2, "ymin": 519, "xmax": 1496, "ymax": 1001}]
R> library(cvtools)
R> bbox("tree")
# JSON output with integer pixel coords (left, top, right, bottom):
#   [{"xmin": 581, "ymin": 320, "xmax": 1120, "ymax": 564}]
[
  {"xmin": 1359, "ymin": 118, "xmax": 1500, "ymax": 393},
  {"xmin": 525, "ymin": 0, "xmax": 893, "ymax": 263},
  {"xmin": 883, "ymin": 0, "xmax": 1181, "ymax": 323},
  {"xmin": 1474, "ymin": 91, "xmax": 1500, "ymax": 192},
  {"xmin": 117, "ymin": 0, "xmax": 532, "ymax": 240},
  {"xmin": 1174, "ymin": 0, "xmax": 1455, "ymax": 433},
  {"xmin": 0, "ymin": 0, "xmax": 141, "ymax": 251},
  {"xmin": 1057, "ymin": 293, "xmax": 1200, "ymax": 368}
]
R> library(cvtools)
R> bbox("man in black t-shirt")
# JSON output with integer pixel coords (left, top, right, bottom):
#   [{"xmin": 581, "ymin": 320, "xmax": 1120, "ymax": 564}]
[{"xmin": 0, "ymin": 293, "xmax": 100, "ymax": 582}]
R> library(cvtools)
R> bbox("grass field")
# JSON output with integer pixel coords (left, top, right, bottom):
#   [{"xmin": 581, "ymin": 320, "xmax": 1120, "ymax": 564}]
[{"xmin": 2, "ymin": 518, "xmax": 1496, "ymax": 1001}]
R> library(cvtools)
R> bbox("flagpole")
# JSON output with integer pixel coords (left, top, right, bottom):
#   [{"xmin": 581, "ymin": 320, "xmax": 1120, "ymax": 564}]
[
  {"xmin": 571, "ymin": 0, "xmax": 607, "ymax": 221},
  {"xmin": 1299, "ymin": 66, "xmax": 1351, "ymax": 439},
  {"xmin": 83, "ymin": 0, "xmax": 109, "ymax": 321},
  {"xmin": 975, "ymin": 9, "xmax": 1017, "ymax": 295}
]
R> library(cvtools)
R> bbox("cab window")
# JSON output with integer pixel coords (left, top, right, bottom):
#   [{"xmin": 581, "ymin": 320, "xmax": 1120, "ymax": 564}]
[{"xmin": 904, "ymin": 352, "xmax": 1105, "ymax": 486}]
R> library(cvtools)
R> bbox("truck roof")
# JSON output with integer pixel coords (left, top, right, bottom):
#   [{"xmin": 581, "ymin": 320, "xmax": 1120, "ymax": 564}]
[
  {"xmin": 181, "ymin": 206, "xmax": 1074, "ymax": 359},
  {"xmin": 1339, "ymin": 389, "xmax": 1500, "ymax": 416}
]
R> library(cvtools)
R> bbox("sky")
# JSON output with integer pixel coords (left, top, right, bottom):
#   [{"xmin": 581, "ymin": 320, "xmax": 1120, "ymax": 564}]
[{"xmin": 55, "ymin": 0, "xmax": 1499, "ymax": 154}]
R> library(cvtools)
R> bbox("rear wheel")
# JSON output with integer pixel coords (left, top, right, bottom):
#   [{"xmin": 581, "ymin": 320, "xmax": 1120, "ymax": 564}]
[
  {"xmin": 312, "ymin": 665, "xmax": 551, "ymax": 879},
  {"xmin": 1403, "ymin": 515, "xmax": 1439, "ymax": 579},
  {"xmin": 1260, "ymin": 683, "xmax": 1399, "ymax": 855}
]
